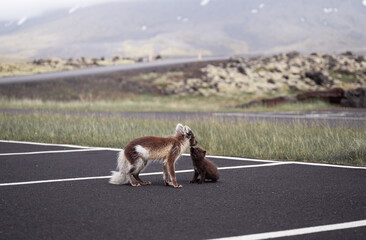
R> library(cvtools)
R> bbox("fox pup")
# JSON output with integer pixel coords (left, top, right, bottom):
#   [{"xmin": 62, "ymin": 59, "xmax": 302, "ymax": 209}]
[{"xmin": 190, "ymin": 147, "xmax": 219, "ymax": 184}]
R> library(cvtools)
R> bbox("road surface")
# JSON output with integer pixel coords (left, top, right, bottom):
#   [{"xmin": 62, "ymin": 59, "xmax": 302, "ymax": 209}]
[
  {"xmin": 1, "ymin": 140, "xmax": 365, "ymax": 240},
  {"xmin": 0, "ymin": 56, "xmax": 228, "ymax": 84}
]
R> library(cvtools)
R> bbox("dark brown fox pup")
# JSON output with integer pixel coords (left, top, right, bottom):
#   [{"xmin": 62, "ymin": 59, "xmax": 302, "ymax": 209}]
[{"xmin": 190, "ymin": 147, "xmax": 220, "ymax": 184}]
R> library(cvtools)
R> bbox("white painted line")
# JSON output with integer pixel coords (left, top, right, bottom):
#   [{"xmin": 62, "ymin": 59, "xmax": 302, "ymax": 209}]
[
  {"xmin": 185, "ymin": 154, "xmax": 366, "ymax": 170},
  {"xmin": 1, "ymin": 139, "xmax": 365, "ymax": 170},
  {"xmin": 0, "ymin": 162, "xmax": 286, "ymax": 187},
  {"xmin": 0, "ymin": 139, "xmax": 93, "ymax": 149},
  {"xmin": 218, "ymin": 162, "xmax": 288, "ymax": 170},
  {"xmin": 182, "ymin": 153, "xmax": 276, "ymax": 163},
  {"xmin": 211, "ymin": 219, "xmax": 366, "ymax": 240},
  {"xmin": 93, "ymin": 147, "xmax": 122, "ymax": 152},
  {"xmin": 0, "ymin": 148, "xmax": 104, "ymax": 156},
  {"xmin": 0, "ymin": 139, "xmax": 122, "ymax": 151},
  {"xmin": 0, "ymin": 176, "xmax": 110, "ymax": 186},
  {"xmin": 292, "ymin": 161, "xmax": 366, "ymax": 170}
]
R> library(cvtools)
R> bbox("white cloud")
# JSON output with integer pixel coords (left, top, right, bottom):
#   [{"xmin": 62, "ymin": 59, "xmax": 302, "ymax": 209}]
[
  {"xmin": 200, "ymin": 0, "xmax": 210, "ymax": 6},
  {"xmin": 0, "ymin": 0, "xmax": 129, "ymax": 21},
  {"xmin": 68, "ymin": 5, "xmax": 80, "ymax": 14},
  {"xmin": 363, "ymin": 0, "xmax": 366, "ymax": 7},
  {"xmin": 251, "ymin": 4, "xmax": 264, "ymax": 14},
  {"xmin": 323, "ymin": 7, "xmax": 339, "ymax": 14},
  {"xmin": 17, "ymin": 17, "xmax": 27, "ymax": 25},
  {"xmin": 323, "ymin": 8, "xmax": 332, "ymax": 13}
]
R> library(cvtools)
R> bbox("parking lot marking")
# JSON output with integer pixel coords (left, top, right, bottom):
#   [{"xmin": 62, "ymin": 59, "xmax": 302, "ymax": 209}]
[
  {"xmin": 0, "ymin": 148, "xmax": 104, "ymax": 156},
  {"xmin": 211, "ymin": 219, "xmax": 366, "ymax": 240},
  {"xmin": 184, "ymin": 154, "xmax": 366, "ymax": 170},
  {"xmin": 0, "ymin": 139, "xmax": 93, "ymax": 149},
  {"xmin": 292, "ymin": 161, "xmax": 366, "ymax": 170},
  {"xmin": 1, "ymin": 140, "xmax": 366, "ymax": 170},
  {"xmin": 217, "ymin": 162, "xmax": 288, "ymax": 170},
  {"xmin": 0, "ymin": 162, "xmax": 287, "ymax": 187},
  {"xmin": 182, "ymin": 153, "xmax": 276, "ymax": 163}
]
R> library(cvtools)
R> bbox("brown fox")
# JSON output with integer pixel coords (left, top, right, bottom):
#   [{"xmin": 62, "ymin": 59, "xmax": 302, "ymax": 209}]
[
  {"xmin": 109, "ymin": 124, "xmax": 197, "ymax": 188},
  {"xmin": 190, "ymin": 147, "xmax": 220, "ymax": 184}
]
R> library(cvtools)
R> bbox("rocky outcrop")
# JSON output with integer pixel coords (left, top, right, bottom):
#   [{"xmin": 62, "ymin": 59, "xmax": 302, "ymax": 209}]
[
  {"xmin": 0, "ymin": 56, "xmax": 150, "ymax": 78},
  {"xmin": 341, "ymin": 88, "xmax": 366, "ymax": 108},
  {"xmin": 236, "ymin": 88, "xmax": 366, "ymax": 108},
  {"xmin": 296, "ymin": 88, "xmax": 345, "ymax": 104},
  {"xmin": 151, "ymin": 51, "xmax": 366, "ymax": 98}
]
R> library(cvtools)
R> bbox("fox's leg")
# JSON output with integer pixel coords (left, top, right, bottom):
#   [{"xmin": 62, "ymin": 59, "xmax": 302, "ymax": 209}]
[
  {"xmin": 163, "ymin": 164, "xmax": 171, "ymax": 186},
  {"xmin": 167, "ymin": 158, "xmax": 182, "ymax": 188},
  {"xmin": 127, "ymin": 158, "xmax": 149, "ymax": 187},
  {"xmin": 190, "ymin": 170, "xmax": 199, "ymax": 183},
  {"xmin": 198, "ymin": 170, "xmax": 206, "ymax": 184},
  {"xmin": 132, "ymin": 159, "xmax": 151, "ymax": 185},
  {"xmin": 133, "ymin": 173, "xmax": 151, "ymax": 185},
  {"xmin": 127, "ymin": 170, "xmax": 140, "ymax": 187}
]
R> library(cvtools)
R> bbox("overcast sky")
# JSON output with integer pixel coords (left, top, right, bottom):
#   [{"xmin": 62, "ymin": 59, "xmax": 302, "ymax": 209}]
[{"xmin": 0, "ymin": 0, "xmax": 130, "ymax": 21}]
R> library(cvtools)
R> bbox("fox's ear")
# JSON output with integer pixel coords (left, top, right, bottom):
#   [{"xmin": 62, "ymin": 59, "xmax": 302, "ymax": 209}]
[
  {"xmin": 183, "ymin": 126, "xmax": 191, "ymax": 135},
  {"xmin": 176, "ymin": 123, "xmax": 184, "ymax": 134}
]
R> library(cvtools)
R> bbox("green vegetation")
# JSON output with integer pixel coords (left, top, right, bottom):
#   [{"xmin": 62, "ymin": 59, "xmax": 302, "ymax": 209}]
[
  {"xmin": 254, "ymin": 66, "xmax": 278, "ymax": 73},
  {"xmin": 134, "ymin": 71, "xmax": 184, "ymax": 81},
  {"xmin": 329, "ymin": 70, "xmax": 358, "ymax": 84},
  {"xmin": 1, "ymin": 113, "xmax": 365, "ymax": 166},
  {"xmin": 0, "ymin": 57, "xmax": 135, "ymax": 77},
  {"xmin": 0, "ymin": 96, "xmax": 339, "ymax": 113}
]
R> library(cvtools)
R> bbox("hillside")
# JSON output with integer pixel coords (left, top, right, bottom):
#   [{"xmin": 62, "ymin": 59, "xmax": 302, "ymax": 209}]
[{"xmin": 0, "ymin": 0, "xmax": 366, "ymax": 59}]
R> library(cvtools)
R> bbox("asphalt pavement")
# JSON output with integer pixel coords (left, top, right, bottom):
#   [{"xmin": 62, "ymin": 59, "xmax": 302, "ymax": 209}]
[{"xmin": 0, "ymin": 140, "xmax": 365, "ymax": 240}]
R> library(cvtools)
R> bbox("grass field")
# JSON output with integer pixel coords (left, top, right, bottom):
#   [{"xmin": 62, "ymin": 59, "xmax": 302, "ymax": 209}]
[
  {"xmin": 1, "ymin": 112, "xmax": 365, "ymax": 166},
  {"xmin": 0, "ymin": 96, "xmax": 339, "ymax": 113}
]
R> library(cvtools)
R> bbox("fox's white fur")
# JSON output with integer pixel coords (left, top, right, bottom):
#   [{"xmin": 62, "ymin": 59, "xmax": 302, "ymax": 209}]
[
  {"xmin": 109, "ymin": 150, "xmax": 129, "ymax": 185},
  {"xmin": 109, "ymin": 123, "xmax": 197, "ymax": 188}
]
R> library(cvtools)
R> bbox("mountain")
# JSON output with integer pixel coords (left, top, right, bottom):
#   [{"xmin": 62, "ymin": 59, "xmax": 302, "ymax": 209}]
[{"xmin": 0, "ymin": 0, "xmax": 366, "ymax": 59}]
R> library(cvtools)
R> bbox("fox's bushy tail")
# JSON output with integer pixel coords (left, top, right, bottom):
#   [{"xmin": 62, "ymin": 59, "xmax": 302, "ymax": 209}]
[{"xmin": 109, "ymin": 150, "xmax": 129, "ymax": 185}]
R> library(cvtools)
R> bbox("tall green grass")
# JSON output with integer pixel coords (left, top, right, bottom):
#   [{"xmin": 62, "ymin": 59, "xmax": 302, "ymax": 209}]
[
  {"xmin": 0, "ymin": 96, "xmax": 338, "ymax": 113},
  {"xmin": 1, "ymin": 113, "xmax": 365, "ymax": 166}
]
